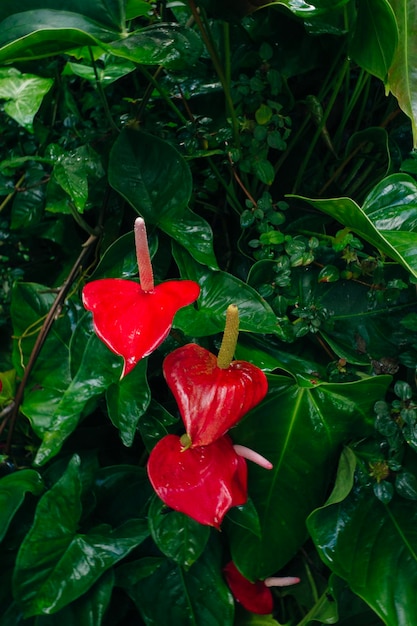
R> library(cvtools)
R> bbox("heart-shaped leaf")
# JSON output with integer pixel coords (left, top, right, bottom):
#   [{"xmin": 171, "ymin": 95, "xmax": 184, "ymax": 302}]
[
  {"xmin": 82, "ymin": 278, "xmax": 200, "ymax": 377},
  {"xmin": 163, "ymin": 344, "xmax": 268, "ymax": 446},
  {"xmin": 147, "ymin": 434, "xmax": 247, "ymax": 528},
  {"xmin": 223, "ymin": 562, "xmax": 273, "ymax": 615}
]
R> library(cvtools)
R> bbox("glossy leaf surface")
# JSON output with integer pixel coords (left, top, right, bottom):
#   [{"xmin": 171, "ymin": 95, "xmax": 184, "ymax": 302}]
[
  {"xmin": 349, "ymin": 0, "xmax": 397, "ymax": 81},
  {"xmin": 82, "ymin": 278, "xmax": 200, "ymax": 377},
  {"xmin": 163, "ymin": 343, "xmax": 268, "ymax": 446},
  {"xmin": 0, "ymin": 1, "xmax": 125, "ymax": 28},
  {"xmin": 148, "ymin": 496, "xmax": 210, "ymax": 569},
  {"xmin": 0, "ymin": 470, "xmax": 43, "ymax": 542},
  {"xmin": 13, "ymin": 455, "xmax": 149, "ymax": 617},
  {"xmin": 147, "ymin": 434, "xmax": 247, "ymax": 528},
  {"xmin": 294, "ymin": 174, "xmax": 417, "ymax": 279},
  {"xmin": 108, "ymin": 129, "xmax": 218, "ymax": 268},
  {"xmin": 173, "ymin": 247, "xmax": 281, "ymax": 336},
  {"xmin": 308, "ymin": 449, "xmax": 417, "ymax": 626},
  {"xmin": 0, "ymin": 67, "xmax": 53, "ymax": 131},
  {"xmin": 229, "ymin": 373, "xmax": 391, "ymax": 579},
  {"xmin": 386, "ymin": 0, "xmax": 417, "ymax": 146},
  {"xmin": 118, "ymin": 548, "xmax": 234, "ymax": 626}
]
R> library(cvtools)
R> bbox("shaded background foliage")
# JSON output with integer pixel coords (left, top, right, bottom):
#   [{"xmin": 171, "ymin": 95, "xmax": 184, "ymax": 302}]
[{"xmin": 0, "ymin": 0, "xmax": 417, "ymax": 624}]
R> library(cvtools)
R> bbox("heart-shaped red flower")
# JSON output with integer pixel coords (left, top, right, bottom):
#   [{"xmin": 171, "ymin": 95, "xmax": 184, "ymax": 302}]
[
  {"xmin": 82, "ymin": 279, "xmax": 200, "ymax": 377},
  {"xmin": 223, "ymin": 562, "xmax": 274, "ymax": 615},
  {"xmin": 147, "ymin": 434, "xmax": 247, "ymax": 528},
  {"xmin": 163, "ymin": 344, "xmax": 268, "ymax": 446}
]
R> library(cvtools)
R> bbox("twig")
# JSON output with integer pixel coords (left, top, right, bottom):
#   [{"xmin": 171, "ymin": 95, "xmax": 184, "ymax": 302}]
[{"xmin": 4, "ymin": 233, "xmax": 99, "ymax": 455}]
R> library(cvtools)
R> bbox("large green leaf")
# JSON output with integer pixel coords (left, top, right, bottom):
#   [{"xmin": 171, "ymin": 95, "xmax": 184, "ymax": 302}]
[
  {"xmin": 293, "ymin": 174, "xmax": 417, "ymax": 279},
  {"xmin": 266, "ymin": 0, "xmax": 350, "ymax": 18},
  {"xmin": 117, "ymin": 544, "xmax": 234, "ymax": 626},
  {"xmin": 33, "ymin": 333, "xmax": 122, "ymax": 466},
  {"xmin": 108, "ymin": 129, "xmax": 218, "ymax": 269},
  {"xmin": 35, "ymin": 571, "xmax": 114, "ymax": 626},
  {"xmin": 0, "ymin": 471, "xmax": 44, "ymax": 543},
  {"xmin": 349, "ymin": 0, "xmax": 398, "ymax": 81},
  {"xmin": 229, "ymin": 372, "xmax": 391, "ymax": 579},
  {"xmin": 107, "ymin": 24, "xmax": 203, "ymax": 69},
  {"xmin": 172, "ymin": 246, "xmax": 281, "ymax": 336},
  {"xmin": 0, "ymin": 1, "xmax": 125, "ymax": 29},
  {"xmin": 13, "ymin": 455, "xmax": 149, "ymax": 617},
  {"xmin": 0, "ymin": 10, "xmax": 122, "ymax": 63},
  {"xmin": 386, "ymin": 0, "xmax": 417, "ymax": 147},
  {"xmin": 308, "ymin": 449, "xmax": 417, "ymax": 626},
  {"xmin": 0, "ymin": 68, "xmax": 53, "ymax": 132}
]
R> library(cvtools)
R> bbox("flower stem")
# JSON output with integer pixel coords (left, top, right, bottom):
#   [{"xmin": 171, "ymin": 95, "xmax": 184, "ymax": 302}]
[
  {"xmin": 217, "ymin": 304, "xmax": 239, "ymax": 369},
  {"xmin": 134, "ymin": 217, "xmax": 154, "ymax": 292}
]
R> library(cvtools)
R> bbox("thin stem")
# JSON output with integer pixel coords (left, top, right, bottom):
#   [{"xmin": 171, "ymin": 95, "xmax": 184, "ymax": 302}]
[
  {"xmin": 5, "ymin": 233, "xmax": 99, "ymax": 455},
  {"xmin": 217, "ymin": 304, "xmax": 239, "ymax": 369},
  {"xmin": 0, "ymin": 173, "xmax": 25, "ymax": 214},
  {"xmin": 138, "ymin": 66, "xmax": 189, "ymax": 125},
  {"xmin": 134, "ymin": 217, "xmax": 154, "ymax": 292},
  {"xmin": 88, "ymin": 47, "xmax": 120, "ymax": 133}
]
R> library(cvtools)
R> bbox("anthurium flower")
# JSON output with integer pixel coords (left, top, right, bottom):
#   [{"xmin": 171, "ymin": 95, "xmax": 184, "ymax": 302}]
[
  {"xmin": 163, "ymin": 306, "xmax": 268, "ymax": 446},
  {"xmin": 147, "ymin": 434, "xmax": 247, "ymax": 528},
  {"xmin": 82, "ymin": 218, "xmax": 200, "ymax": 377},
  {"xmin": 223, "ymin": 561, "xmax": 300, "ymax": 615}
]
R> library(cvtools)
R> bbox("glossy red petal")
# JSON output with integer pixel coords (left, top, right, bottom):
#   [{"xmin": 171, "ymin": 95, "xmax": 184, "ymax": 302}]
[
  {"xmin": 147, "ymin": 434, "xmax": 247, "ymax": 528},
  {"xmin": 163, "ymin": 344, "xmax": 268, "ymax": 446},
  {"xmin": 82, "ymin": 279, "xmax": 200, "ymax": 377},
  {"xmin": 223, "ymin": 561, "xmax": 273, "ymax": 615}
]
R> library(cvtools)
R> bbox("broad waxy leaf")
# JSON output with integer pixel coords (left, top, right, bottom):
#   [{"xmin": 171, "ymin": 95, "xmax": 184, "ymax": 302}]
[
  {"xmin": 349, "ymin": 0, "xmax": 398, "ymax": 81},
  {"xmin": 108, "ymin": 129, "xmax": 218, "ymax": 269},
  {"xmin": 0, "ymin": 1, "xmax": 125, "ymax": 29},
  {"xmin": 229, "ymin": 372, "xmax": 391, "ymax": 579},
  {"xmin": 386, "ymin": 0, "xmax": 417, "ymax": 146},
  {"xmin": 35, "ymin": 571, "xmax": 114, "ymax": 626},
  {"xmin": 147, "ymin": 434, "xmax": 247, "ymax": 528},
  {"xmin": 293, "ymin": 174, "xmax": 417, "ymax": 279},
  {"xmin": 163, "ymin": 343, "xmax": 268, "ymax": 446},
  {"xmin": 308, "ymin": 449, "xmax": 417, "ymax": 626},
  {"xmin": 173, "ymin": 246, "xmax": 281, "ymax": 336},
  {"xmin": 13, "ymin": 455, "xmax": 149, "ymax": 617},
  {"xmin": 82, "ymin": 278, "xmax": 200, "ymax": 377},
  {"xmin": 119, "ymin": 547, "xmax": 235, "ymax": 626},
  {"xmin": 223, "ymin": 561, "xmax": 273, "ymax": 615},
  {"xmin": 0, "ymin": 67, "xmax": 53, "ymax": 132},
  {"xmin": 148, "ymin": 496, "xmax": 210, "ymax": 569},
  {"xmin": 33, "ymin": 334, "xmax": 122, "ymax": 466},
  {"xmin": 0, "ymin": 470, "xmax": 44, "ymax": 542}
]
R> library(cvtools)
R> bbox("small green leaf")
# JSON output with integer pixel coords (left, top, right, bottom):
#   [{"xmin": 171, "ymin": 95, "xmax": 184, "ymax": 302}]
[
  {"xmin": 253, "ymin": 159, "xmax": 275, "ymax": 185},
  {"xmin": 0, "ymin": 67, "xmax": 53, "ymax": 132},
  {"xmin": 148, "ymin": 496, "xmax": 210, "ymax": 569}
]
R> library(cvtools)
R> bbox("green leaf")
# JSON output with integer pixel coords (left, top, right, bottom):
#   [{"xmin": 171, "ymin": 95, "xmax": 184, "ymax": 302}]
[
  {"xmin": 253, "ymin": 159, "xmax": 275, "ymax": 186},
  {"xmin": 0, "ymin": 470, "xmax": 44, "ymax": 543},
  {"xmin": 0, "ymin": 68, "xmax": 53, "ymax": 132},
  {"xmin": 229, "ymin": 373, "xmax": 391, "ymax": 579},
  {"xmin": 386, "ymin": 0, "xmax": 417, "ymax": 147},
  {"xmin": 0, "ymin": 1, "xmax": 125, "ymax": 30},
  {"xmin": 308, "ymin": 452, "xmax": 417, "ymax": 626},
  {"xmin": 148, "ymin": 496, "xmax": 210, "ymax": 569},
  {"xmin": 172, "ymin": 246, "xmax": 281, "ymax": 336},
  {"xmin": 119, "ymin": 545, "xmax": 234, "ymax": 626},
  {"xmin": 13, "ymin": 455, "xmax": 149, "ymax": 617},
  {"xmin": 63, "ymin": 56, "xmax": 135, "ymax": 86},
  {"xmin": 35, "ymin": 570, "xmax": 114, "ymax": 626},
  {"xmin": 292, "ymin": 174, "xmax": 417, "ymax": 279},
  {"xmin": 264, "ymin": 0, "xmax": 350, "ymax": 18},
  {"xmin": 107, "ymin": 24, "xmax": 203, "ymax": 69},
  {"xmin": 108, "ymin": 129, "xmax": 218, "ymax": 269},
  {"xmin": 0, "ymin": 10, "xmax": 122, "ymax": 64},
  {"xmin": 33, "ymin": 333, "xmax": 122, "ymax": 466},
  {"xmin": 349, "ymin": 0, "xmax": 398, "ymax": 81},
  {"xmin": 106, "ymin": 358, "xmax": 151, "ymax": 447},
  {"xmin": 53, "ymin": 145, "xmax": 104, "ymax": 213}
]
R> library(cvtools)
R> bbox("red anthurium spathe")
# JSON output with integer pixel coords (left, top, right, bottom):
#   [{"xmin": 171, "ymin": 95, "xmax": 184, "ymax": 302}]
[
  {"xmin": 163, "ymin": 306, "xmax": 268, "ymax": 447},
  {"xmin": 82, "ymin": 218, "xmax": 200, "ymax": 377},
  {"xmin": 147, "ymin": 434, "xmax": 247, "ymax": 528},
  {"xmin": 223, "ymin": 562, "xmax": 300, "ymax": 615}
]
